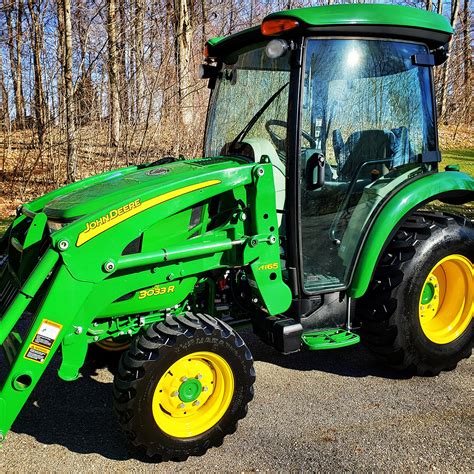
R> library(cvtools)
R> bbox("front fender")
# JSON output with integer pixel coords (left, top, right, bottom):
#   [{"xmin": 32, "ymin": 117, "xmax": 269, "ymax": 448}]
[{"xmin": 349, "ymin": 171, "xmax": 474, "ymax": 299}]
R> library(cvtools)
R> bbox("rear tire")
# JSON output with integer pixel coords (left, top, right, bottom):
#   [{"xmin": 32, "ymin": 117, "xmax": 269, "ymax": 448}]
[
  {"xmin": 113, "ymin": 312, "xmax": 255, "ymax": 461},
  {"xmin": 358, "ymin": 212, "xmax": 473, "ymax": 375},
  {"xmin": 87, "ymin": 337, "xmax": 131, "ymax": 366}
]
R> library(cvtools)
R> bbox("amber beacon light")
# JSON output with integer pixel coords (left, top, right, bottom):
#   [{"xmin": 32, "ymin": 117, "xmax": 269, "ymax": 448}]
[{"xmin": 261, "ymin": 18, "xmax": 299, "ymax": 36}]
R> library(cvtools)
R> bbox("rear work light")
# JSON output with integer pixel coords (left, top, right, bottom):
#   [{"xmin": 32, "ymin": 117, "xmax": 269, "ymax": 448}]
[{"xmin": 261, "ymin": 18, "xmax": 299, "ymax": 36}]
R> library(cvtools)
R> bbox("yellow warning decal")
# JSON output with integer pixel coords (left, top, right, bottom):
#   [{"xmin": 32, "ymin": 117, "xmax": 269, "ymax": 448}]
[
  {"xmin": 76, "ymin": 180, "xmax": 221, "ymax": 246},
  {"xmin": 32, "ymin": 319, "xmax": 63, "ymax": 349},
  {"xmin": 24, "ymin": 320, "xmax": 63, "ymax": 364},
  {"xmin": 24, "ymin": 343, "xmax": 49, "ymax": 364}
]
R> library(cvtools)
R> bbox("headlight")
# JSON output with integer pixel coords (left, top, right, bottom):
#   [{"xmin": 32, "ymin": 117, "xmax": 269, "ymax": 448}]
[{"xmin": 47, "ymin": 220, "xmax": 68, "ymax": 233}]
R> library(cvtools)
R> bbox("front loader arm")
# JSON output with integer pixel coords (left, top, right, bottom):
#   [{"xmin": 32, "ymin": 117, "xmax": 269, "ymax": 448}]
[{"xmin": 0, "ymin": 157, "xmax": 292, "ymax": 441}]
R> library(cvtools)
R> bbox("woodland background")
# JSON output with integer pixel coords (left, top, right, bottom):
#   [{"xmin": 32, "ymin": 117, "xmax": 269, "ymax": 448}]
[{"xmin": 0, "ymin": 0, "xmax": 472, "ymax": 222}]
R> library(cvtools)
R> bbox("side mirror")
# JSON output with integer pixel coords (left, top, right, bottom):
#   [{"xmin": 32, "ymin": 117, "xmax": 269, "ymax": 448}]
[
  {"xmin": 432, "ymin": 46, "xmax": 449, "ymax": 66},
  {"xmin": 306, "ymin": 153, "xmax": 325, "ymax": 191},
  {"xmin": 199, "ymin": 64, "xmax": 219, "ymax": 80}
]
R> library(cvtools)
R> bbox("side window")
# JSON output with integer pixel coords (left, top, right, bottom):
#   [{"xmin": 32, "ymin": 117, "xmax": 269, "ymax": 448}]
[{"xmin": 300, "ymin": 39, "xmax": 436, "ymax": 293}]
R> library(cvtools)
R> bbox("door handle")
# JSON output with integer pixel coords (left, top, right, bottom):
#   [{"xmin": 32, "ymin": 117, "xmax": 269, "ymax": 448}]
[{"xmin": 306, "ymin": 153, "xmax": 325, "ymax": 191}]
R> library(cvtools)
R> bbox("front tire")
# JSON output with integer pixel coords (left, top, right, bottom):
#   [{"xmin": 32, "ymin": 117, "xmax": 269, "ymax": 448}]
[
  {"xmin": 113, "ymin": 312, "xmax": 255, "ymax": 461},
  {"xmin": 358, "ymin": 212, "xmax": 473, "ymax": 375}
]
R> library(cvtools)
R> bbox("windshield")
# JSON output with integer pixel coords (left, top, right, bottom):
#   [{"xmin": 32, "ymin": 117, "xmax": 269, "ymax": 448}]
[{"xmin": 204, "ymin": 45, "xmax": 291, "ymax": 161}]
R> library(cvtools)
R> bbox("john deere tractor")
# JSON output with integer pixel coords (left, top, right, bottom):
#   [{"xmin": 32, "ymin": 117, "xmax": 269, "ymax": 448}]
[{"xmin": 0, "ymin": 4, "xmax": 472, "ymax": 461}]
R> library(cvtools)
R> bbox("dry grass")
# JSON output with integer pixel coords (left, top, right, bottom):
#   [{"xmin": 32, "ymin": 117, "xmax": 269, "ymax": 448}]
[{"xmin": 0, "ymin": 124, "xmax": 473, "ymax": 230}]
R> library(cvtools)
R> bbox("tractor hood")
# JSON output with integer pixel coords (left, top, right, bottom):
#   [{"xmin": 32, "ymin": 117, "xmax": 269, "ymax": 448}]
[{"xmin": 43, "ymin": 157, "xmax": 247, "ymax": 220}]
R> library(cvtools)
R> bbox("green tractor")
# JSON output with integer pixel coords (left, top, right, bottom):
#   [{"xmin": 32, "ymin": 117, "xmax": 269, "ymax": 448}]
[{"xmin": 0, "ymin": 3, "xmax": 472, "ymax": 461}]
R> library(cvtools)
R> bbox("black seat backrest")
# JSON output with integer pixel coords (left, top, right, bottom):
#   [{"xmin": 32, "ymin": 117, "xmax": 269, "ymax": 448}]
[{"xmin": 337, "ymin": 129, "xmax": 393, "ymax": 181}]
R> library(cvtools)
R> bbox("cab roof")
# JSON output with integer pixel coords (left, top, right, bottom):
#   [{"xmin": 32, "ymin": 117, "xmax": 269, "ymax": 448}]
[{"xmin": 207, "ymin": 4, "xmax": 453, "ymax": 57}]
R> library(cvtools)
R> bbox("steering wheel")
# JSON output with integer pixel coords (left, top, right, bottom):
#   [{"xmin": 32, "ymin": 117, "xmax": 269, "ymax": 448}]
[{"xmin": 265, "ymin": 119, "xmax": 318, "ymax": 152}]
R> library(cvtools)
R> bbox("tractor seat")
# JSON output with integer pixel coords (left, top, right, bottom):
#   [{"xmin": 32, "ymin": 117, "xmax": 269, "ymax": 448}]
[{"xmin": 333, "ymin": 129, "xmax": 395, "ymax": 181}]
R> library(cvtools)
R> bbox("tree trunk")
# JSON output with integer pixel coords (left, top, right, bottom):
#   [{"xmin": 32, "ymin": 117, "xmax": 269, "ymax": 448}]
[
  {"xmin": 134, "ymin": 0, "xmax": 145, "ymax": 123},
  {"xmin": 425, "ymin": 0, "xmax": 433, "ymax": 11},
  {"xmin": 56, "ymin": 1, "xmax": 66, "ymax": 129},
  {"xmin": 175, "ymin": 0, "xmax": 193, "ymax": 126},
  {"xmin": 438, "ymin": 0, "xmax": 461, "ymax": 122},
  {"xmin": 63, "ymin": 0, "xmax": 77, "ymax": 182},
  {"xmin": 437, "ymin": 0, "xmax": 443, "ymax": 14},
  {"xmin": 0, "ymin": 49, "xmax": 10, "ymax": 131},
  {"xmin": 201, "ymin": 0, "xmax": 207, "ymax": 48},
  {"xmin": 5, "ymin": 0, "xmax": 25, "ymax": 128},
  {"xmin": 118, "ymin": 0, "xmax": 129, "ymax": 123},
  {"xmin": 107, "ymin": 0, "xmax": 121, "ymax": 146},
  {"xmin": 461, "ymin": 0, "xmax": 472, "ymax": 124},
  {"xmin": 28, "ymin": 0, "xmax": 46, "ymax": 147},
  {"xmin": 15, "ymin": 0, "xmax": 25, "ymax": 125},
  {"xmin": 462, "ymin": 0, "xmax": 472, "ymax": 88}
]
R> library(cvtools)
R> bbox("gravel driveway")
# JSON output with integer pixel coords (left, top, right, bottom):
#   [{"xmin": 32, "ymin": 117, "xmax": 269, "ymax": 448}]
[{"xmin": 1, "ymin": 329, "xmax": 472, "ymax": 472}]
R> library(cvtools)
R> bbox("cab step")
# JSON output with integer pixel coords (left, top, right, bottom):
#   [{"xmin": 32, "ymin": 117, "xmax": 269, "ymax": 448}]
[{"xmin": 301, "ymin": 328, "xmax": 360, "ymax": 350}]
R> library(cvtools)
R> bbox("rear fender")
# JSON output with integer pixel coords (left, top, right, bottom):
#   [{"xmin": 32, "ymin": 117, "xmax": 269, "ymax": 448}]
[{"xmin": 349, "ymin": 171, "xmax": 474, "ymax": 299}]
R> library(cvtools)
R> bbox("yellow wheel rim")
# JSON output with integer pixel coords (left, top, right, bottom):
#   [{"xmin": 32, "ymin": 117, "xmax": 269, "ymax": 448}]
[
  {"xmin": 419, "ymin": 254, "xmax": 473, "ymax": 345},
  {"xmin": 95, "ymin": 337, "xmax": 130, "ymax": 352},
  {"xmin": 152, "ymin": 351, "xmax": 234, "ymax": 438}
]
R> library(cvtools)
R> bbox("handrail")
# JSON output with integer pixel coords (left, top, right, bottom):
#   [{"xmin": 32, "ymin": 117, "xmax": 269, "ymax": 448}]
[{"xmin": 329, "ymin": 158, "xmax": 393, "ymax": 243}]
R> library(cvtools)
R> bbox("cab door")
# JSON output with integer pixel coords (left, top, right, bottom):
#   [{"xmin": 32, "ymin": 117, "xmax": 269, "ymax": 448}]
[{"xmin": 298, "ymin": 38, "xmax": 437, "ymax": 295}]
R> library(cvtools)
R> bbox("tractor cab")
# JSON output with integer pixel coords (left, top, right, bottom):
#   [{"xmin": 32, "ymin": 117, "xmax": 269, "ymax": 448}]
[{"xmin": 203, "ymin": 4, "xmax": 453, "ymax": 338}]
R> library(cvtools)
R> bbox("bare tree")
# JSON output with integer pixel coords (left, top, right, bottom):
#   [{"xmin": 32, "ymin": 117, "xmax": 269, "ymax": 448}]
[
  {"xmin": 118, "ymin": 0, "xmax": 129, "ymax": 123},
  {"xmin": 108, "ymin": 0, "xmax": 121, "ymax": 146},
  {"xmin": 5, "ymin": 0, "xmax": 26, "ymax": 128},
  {"xmin": 27, "ymin": 0, "xmax": 46, "ymax": 146},
  {"xmin": 175, "ymin": 0, "xmax": 193, "ymax": 126},
  {"xmin": 56, "ymin": 1, "xmax": 66, "ymax": 129},
  {"xmin": 133, "ymin": 0, "xmax": 145, "ymax": 123},
  {"xmin": 438, "ymin": 0, "xmax": 461, "ymax": 121},
  {"xmin": 0, "ymin": 48, "xmax": 10, "ymax": 131},
  {"xmin": 437, "ymin": 0, "xmax": 443, "ymax": 14},
  {"xmin": 63, "ymin": 0, "xmax": 77, "ymax": 182},
  {"xmin": 462, "ymin": 0, "xmax": 472, "ymax": 93}
]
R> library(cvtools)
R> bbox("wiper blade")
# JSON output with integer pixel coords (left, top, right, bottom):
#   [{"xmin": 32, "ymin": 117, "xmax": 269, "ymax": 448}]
[{"xmin": 227, "ymin": 81, "xmax": 289, "ymax": 153}]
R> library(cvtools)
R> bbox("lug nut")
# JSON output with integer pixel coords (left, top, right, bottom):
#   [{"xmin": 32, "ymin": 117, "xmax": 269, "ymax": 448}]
[
  {"xmin": 178, "ymin": 403, "xmax": 185, "ymax": 409},
  {"xmin": 193, "ymin": 400, "xmax": 200, "ymax": 406},
  {"xmin": 180, "ymin": 376, "xmax": 188, "ymax": 382},
  {"xmin": 171, "ymin": 391, "xmax": 179, "ymax": 397},
  {"xmin": 202, "ymin": 386, "xmax": 209, "ymax": 392},
  {"xmin": 196, "ymin": 374, "xmax": 202, "ymax": 380}
]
